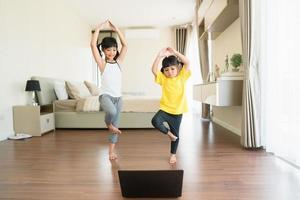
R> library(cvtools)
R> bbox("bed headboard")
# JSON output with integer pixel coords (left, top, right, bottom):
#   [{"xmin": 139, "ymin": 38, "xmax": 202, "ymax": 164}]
[{"xmin": 31, "ymin": 76, "xmax": 64, "ymax": 105}]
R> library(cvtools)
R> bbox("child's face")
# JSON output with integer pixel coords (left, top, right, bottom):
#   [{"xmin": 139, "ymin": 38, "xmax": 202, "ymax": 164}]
[
  {"xmin": 103, "ymin": 47, "xmax": 117, "ymax": 61},
  {"xmin": 163, "ymin": 65, "xmax": 179, "ymax": 78}
]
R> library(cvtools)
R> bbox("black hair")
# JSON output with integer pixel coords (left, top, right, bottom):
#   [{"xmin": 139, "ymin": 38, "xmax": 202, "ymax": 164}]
[
  {"xmin": 161, "ymin": 55, "xmax": 182, "ymax": 72},
  {"xmin": 97, "ymin": 37, "xmax": 120, "ymax": 60}
]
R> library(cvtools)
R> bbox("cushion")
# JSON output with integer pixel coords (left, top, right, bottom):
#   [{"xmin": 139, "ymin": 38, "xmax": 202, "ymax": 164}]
[
  {"xmin": 54, "ymin": 81, "xmax": 68, "ymax": 100},
  {"xmin": 65, "ymin": 81, "xmax": 91, "ymax": 99},
  {"xmin": 84, "ymin": 81, "xmax": 100, "ymax": 96},
  {"xmin": 76, "ymin": 96, "xmax": 100, "ymax": 112}
]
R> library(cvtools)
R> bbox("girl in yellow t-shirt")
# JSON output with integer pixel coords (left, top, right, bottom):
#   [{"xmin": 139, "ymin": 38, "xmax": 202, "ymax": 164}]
[{"xmin": 151, "ymin": 47, "xmax": 191, "ymax": 164}]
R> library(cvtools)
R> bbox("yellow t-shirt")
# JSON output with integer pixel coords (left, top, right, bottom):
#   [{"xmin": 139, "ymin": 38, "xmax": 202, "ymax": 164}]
[{"xmin": 155, "ymin": 67, "xmax": 191, "ymax": 114}]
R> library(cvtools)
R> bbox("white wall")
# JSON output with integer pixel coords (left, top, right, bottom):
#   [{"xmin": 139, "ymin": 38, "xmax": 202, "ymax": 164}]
[
  {"xmin": 0, "ymin": 0, "xmax": 92, "ymax": 140},
  {"xmin": 212, "ymin": 18, "xmax": 242, "ymax": 72},
  {"xmin": 211, "ymin": 18, "xmax": 243, "ymax": 135},
  {"xmin": 122, "ymin": 28, "xmax": 174, "ymax": 97}
]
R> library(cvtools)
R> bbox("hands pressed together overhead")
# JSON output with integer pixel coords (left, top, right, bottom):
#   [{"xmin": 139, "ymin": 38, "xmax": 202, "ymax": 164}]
[
  {"xmin": 158, "ymin": 47, "xmax": 177, "ymax": 58},
  {"xmin": 94, "ymin": 20, "xmax": 119, "ymax": 32}
]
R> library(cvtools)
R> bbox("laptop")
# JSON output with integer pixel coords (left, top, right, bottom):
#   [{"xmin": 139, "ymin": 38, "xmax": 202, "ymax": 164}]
[{"xmin": 118, "ymin": 169, "xmax": 184, "ymax": 198}]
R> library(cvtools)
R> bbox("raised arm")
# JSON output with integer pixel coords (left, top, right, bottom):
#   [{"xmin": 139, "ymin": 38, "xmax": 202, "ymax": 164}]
[
  {"xmin": 108, "ymin": 21, "xmax": 128, "ymax": 63},
  {"xmin": 167, "ymin": 47, "xmax": 190, "ymax": 71},
  {"xmin": 151, "ymin": 48, "xmax": 168, "ymax": 76},
  {"xmin": 90, "ymin": 21, "xmax": 108, "ymax": 73}
]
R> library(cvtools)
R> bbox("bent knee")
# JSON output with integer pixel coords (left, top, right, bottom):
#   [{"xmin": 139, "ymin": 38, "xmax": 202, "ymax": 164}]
[
  {"xmin": 151, "ymin": 117, "xmax": 159, "ymax": 127},
  {"xmin": 107, "ymin": 109, "xmax": 117, "ymax": 117}
]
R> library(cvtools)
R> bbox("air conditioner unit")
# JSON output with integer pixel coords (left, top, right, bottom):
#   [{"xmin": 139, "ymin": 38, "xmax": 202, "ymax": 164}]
[{"xmin": 125, "ymin": 29, "xmax": 160, "ymax": 39}]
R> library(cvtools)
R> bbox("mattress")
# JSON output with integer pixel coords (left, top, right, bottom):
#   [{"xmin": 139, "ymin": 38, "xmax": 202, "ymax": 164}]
[{"xmin": 54, "ymin": 96, "xmax": 160, "ymax": 113}]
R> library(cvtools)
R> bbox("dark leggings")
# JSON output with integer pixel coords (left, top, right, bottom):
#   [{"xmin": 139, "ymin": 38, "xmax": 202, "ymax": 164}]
[{"xmin": 151, "ymin": 110, "xmax": 183, "ymax": 154}]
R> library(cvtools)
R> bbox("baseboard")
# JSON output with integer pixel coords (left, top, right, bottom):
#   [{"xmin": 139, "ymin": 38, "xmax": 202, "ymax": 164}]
[
  {"xmin": 211, "ymin": 116, "xmax": 241, "ymax": 136},
  {"xmin": 0, "ymin": 134, "xmax": 8, "ymax": 141}
]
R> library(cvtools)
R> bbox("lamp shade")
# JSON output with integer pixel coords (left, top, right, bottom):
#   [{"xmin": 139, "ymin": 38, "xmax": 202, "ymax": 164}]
[{"xmin": 25, "ymin": 80, "xmax": 41, "ymax": 91}]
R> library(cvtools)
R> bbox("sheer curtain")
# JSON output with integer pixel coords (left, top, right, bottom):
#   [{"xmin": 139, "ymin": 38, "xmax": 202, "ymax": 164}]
[
  {"xmin": 185, "ymin": 21, "xmax": 202, "ymax": 111},
  {"xmin": 186, "ymin": 22, "xmax": 201, "ymax": 85},
  {"xmin": 240, "ymin": 0, "xmax": 262, "ymax": 148},
  {"xmin": 260, "ymin": 0, "xmax": 300, "ymax": 166}
]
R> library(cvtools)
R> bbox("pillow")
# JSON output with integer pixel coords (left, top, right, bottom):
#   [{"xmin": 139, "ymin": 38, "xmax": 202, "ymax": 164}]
[
  {"xmin": 65, "ymin": 81, "xmax": 91, "ymax": 99},
  {"xmin": 84, "ymin": 81, "xmax": 100, "ymax": 96},
  {"xmin": 54, "ymin": 81, "xmax": 68, "ymax": 100},
  {"xmin": 76, "ymin": 96, "xmax": 100, "ymax": 112}
]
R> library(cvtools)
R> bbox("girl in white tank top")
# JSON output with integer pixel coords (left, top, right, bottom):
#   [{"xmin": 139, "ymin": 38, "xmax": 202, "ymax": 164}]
[{"xmin": 90, "ymin": 20, "xmax": 128, "ymax": 160}]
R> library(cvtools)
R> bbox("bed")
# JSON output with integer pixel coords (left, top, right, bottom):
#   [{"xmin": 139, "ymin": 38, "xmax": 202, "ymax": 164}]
[{"xmin": 32, "ymin": 76, "xmax": 159, "ymax": 129}]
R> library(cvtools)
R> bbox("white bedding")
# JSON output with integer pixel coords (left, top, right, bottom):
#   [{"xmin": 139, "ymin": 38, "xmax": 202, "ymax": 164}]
[{"xmin": 76, "ymin": 96, "xmax": 100, "ymax": 112}]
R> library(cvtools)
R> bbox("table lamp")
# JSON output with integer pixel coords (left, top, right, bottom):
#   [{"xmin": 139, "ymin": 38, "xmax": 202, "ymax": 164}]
[{"xmin": 25, "ymin": 80, "xmax": 41, "ymax": 106}]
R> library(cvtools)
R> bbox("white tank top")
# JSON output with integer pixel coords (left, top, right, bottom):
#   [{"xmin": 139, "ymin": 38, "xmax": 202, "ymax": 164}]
[{"xmin": 100, "ymin": 62, "xmax": 122, "ymax": 97}]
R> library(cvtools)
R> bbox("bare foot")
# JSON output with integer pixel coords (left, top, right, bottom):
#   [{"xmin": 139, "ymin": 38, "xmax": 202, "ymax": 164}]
[
  {"xmin": 108, "ymin": 124, "xmax": 122, "ymax": 134},
  {"xmin": 167, "ymin": 131, "xmax": 178, "ymax": 141},
  {"xmin": 109, "ymin": 152, "xmax": 118, "ymax": 160},
  {"xmin": 169, "ymin": 154, "xmax": 177, "ymax": 164}
]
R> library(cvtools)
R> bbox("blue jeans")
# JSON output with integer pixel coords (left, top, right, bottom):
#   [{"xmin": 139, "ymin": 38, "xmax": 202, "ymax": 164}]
[
  {"xmin": 99, "ymin": 94, "xmax": 122, "ymax": 144},
  {"xmin": 151, "ymin": 110, "xmax": 182, "ymax": 154}
]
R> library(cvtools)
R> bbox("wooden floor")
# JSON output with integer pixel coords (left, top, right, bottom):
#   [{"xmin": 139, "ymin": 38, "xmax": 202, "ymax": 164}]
[{"xmin": 1, "ymin": 113, "xmax": 300, "ymax": 200}]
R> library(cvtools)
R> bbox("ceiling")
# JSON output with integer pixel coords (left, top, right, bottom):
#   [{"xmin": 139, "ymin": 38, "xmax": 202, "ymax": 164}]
[{"xmin": 66, "ymin": 0, "xmax": 196, "ymax": 28}]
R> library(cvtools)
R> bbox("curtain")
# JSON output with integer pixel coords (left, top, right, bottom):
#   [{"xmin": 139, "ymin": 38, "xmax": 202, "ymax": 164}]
[
  {"xmin": 260, "ymin": 0, "xmax": 300, "ymax": 166},
  {"xmin": 198, "ymin": 39, "xmax": 209, "ymax": 83},
  {"xmin": 186, "ymin": 20, "xmax": 202, "ymax": 112},
  {"xmin": 186, "ymin": 23, "xmax": 201, "ymax": 85},
  {"xmin": 240, "ymin": 0, "xmax": 262, "ymax": 148},
  {"xmin": 198, "ymin": 30, "xmax": 210, "ymax": 119},
  {"xmin": 175, "ymin": 27, "xmax": 188, "ymax": 55}
]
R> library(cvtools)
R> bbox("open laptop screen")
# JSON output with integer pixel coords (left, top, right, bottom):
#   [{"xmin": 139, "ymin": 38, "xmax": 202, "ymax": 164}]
[{"xmin": 118, "ymin": 169, "xmax": 184, "ymax": 198}]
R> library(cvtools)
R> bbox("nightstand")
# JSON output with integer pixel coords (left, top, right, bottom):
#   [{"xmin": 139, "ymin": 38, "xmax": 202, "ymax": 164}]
[{"xmin": 13, "ymin": 105, "xmax": 55, "ymax": 136}]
